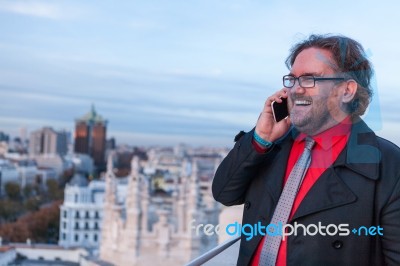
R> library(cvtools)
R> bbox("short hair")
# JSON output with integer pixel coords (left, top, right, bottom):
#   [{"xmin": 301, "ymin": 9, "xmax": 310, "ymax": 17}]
[{"xmin": 285, "ymin": 34, "xmax": 373, "ymax": 116}]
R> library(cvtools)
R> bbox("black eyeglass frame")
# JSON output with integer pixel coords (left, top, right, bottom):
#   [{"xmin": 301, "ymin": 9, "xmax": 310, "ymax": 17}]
[{"xmin": 282, "ymin": 75, "xmax": 346, "ymax": 88}]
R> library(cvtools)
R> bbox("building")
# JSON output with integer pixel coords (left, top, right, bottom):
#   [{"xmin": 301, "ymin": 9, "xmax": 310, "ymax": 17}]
[
  {"xmin": 0, "ymin": 131, "xmax": 9, "ymax": 142},
  {"xmin": 34, "ymin": 154, "xmax": 71, "ymax": 177},
  {"xmin": 74, "ymin": 106, "xmax": 107, "ymax": 171},
  {"xmin": 0, "ymin": 245, "xmax": 16, "ymax": 265},
  {"xmin": 0, "ymin": 142, "xmax": 8, "ymax": 156},
  {"xmin": 59, "ymin": 174, "xmax": 105, "ymax": 249},
  {"xmin": 14, "ymin": 159, "xmax": 39, "ymax": 188},
  {"xmin": 57, "ymin": 144, "xmax": 225, "ymax": 266},
  {"xmin": 98, "ymin": 154, "xmax": 220, "ymax": 266},
  {"xmin": 1, "ymin": 153, "xmax": 47, "ymax": 190},
  {"xmin": 0, "ymin": 159, "xmax": 19, "ymax": 195},
  {"xmin": 59, "ymin": 169, "xmax": 131, "ymax": 251},
  {"xmin": 0, "ymin": 240, "xmax": 88, "ymax": 266},
  {"xmin": 105, "ymin": 138, "xmax": 115, "ymax": 151},
  {"xmin": 29, "ymin": 127, "xmax": 68, "ymax": 156},
  {"xmin": 64, "ymin": 154, "xmax": 94, "ymax": 176}
]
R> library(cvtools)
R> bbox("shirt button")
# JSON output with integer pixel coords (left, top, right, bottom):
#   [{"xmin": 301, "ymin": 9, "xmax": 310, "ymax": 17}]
[
  {"xmin": 244, "ymin": 201, "xmax": 251, "ymax": 210},
  {"xmin": 332, "ymin": 240, "xmax": 343, "ymax": 249}
]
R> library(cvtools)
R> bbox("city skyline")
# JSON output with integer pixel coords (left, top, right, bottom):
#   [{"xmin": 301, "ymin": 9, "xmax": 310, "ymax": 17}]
[{"xmin": 0, "ymin": 1, "xmax": 400, "ymax": 147}]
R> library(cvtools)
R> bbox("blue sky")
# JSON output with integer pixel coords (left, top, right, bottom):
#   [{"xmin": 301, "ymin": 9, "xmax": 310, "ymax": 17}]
[{"xmin": 0, "ymin": 0, "xmax": 399, "ymax": 147}]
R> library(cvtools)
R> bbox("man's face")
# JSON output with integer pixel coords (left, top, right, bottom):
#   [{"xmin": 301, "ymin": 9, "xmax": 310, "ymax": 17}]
[{"xmin": 288, "ymin": 47, "xmax": 347, "ymax": 135}]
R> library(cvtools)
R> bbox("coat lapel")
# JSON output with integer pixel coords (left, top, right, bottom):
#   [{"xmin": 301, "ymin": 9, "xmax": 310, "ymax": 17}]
[
  {"xmin": 265, "ymin": 139, "xmax": 293, "ymax": 201},
  {"xmin": 290, "ymin": 118, "xmax": 380, "ymax": 222},
  {"xmin": 258, "ymin": 131, "xmax": 296, "ymax": 221},
  {"xmin": 290, "ymin": 164, "xmax": 357, "ymax": 222}
]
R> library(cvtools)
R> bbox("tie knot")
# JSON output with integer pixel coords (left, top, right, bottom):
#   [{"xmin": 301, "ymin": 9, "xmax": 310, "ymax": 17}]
[{"xmin": 304, "ymin": 137, "xmax": 315, "ymax": 151}]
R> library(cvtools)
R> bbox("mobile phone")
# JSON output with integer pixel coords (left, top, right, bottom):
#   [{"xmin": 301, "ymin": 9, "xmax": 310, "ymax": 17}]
[{"xmin": 271, "ymin": 97, "xmax": 289, "ymax": 123}]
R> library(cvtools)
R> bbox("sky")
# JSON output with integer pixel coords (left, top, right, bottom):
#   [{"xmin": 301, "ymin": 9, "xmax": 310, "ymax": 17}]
[{"xmin": 0, "ymin": 0, "xmax": 399, "ymax": 147}]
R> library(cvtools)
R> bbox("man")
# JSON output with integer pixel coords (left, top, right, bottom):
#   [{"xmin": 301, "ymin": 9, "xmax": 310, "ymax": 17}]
[{"xmin": 212, "ymin": 34, "xmax": 400, "ymax": 266}]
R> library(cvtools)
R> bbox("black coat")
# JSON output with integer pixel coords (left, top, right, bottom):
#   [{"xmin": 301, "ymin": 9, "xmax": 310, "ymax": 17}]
[{"xmin": 212, "ymin": 119, "xmax": 400, "ymax": 266}]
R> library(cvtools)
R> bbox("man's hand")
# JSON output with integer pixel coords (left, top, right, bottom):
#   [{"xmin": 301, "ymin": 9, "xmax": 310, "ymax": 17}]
[{"xmin": 255, "ymin": 89, "xmax": 291, "ymax": 143}]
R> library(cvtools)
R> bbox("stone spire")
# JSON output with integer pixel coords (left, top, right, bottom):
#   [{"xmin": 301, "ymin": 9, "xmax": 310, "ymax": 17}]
[
  {"xmin": 100, "ymin": 153, "xmax": 118, "ymax": 261},
  {"xmin": 105, "ymin": 153, "xmax": 116, "ymax": 205},
  {"xmin": 140, "ymin": 176, "xmax": 149, "ymax": 233},
  {"xmin": 186, "ymin": 159, "xmax": 200, "ymax": 229},
  {"xmin": 179, "ymin": 159, "xmax": 201, "ymax": 258},
  {"xmin": 126, "ymin": 156, "xmax": 141, "ymax": 213},
  {"xmin": 124, "ymin": 156, "xmax": 141, "ymax": 258},
  {"xmin": 188, "ymin": 159, "xmax": 199, "ymax": 208},
  {"xmin": 154, "ymin": 209, "xmax": 172, "ymax": 258}
]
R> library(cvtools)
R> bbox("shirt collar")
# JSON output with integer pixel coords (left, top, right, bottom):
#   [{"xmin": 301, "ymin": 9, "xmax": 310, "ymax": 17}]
[{"xmin": 295, "ymin": 116, "xmax": 352, "ymax": 150}]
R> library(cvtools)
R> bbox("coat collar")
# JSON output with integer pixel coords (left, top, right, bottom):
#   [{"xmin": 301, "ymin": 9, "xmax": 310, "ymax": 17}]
[
  {"xmin": 285, "ymin": 117, "xmax": 380, "ymax": 180},
  {"xmin": 333, "ymin": 117, "xmax": 380, "ymax": 180}
]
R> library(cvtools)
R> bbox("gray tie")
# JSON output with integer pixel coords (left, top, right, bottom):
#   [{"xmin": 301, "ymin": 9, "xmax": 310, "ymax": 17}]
[{"xmin": 259, "ymin": 137, "xmax": 315, "ymax": 266}]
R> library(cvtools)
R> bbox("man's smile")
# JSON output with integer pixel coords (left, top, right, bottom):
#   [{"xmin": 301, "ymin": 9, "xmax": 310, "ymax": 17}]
[{"xmin": 294, "ymin": 100, "xmax": 312, "ymax": 106}]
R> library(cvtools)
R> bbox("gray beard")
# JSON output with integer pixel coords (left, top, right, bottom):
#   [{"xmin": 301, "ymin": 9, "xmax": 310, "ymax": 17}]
[{"xmin": 290, "ymin": 108, "xmax": 334, "ymax": 136}]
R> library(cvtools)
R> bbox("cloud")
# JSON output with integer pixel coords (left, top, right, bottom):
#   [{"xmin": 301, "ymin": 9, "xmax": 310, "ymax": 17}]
[{"xmin": 0, "ymin": 1, "xmax": 78, "ymax": 20}]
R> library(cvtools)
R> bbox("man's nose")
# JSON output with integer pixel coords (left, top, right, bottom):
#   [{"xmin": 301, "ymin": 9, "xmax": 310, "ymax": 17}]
[{"xmin": 292, "ymin": 81, "xmax": 306, "ymax": 94}]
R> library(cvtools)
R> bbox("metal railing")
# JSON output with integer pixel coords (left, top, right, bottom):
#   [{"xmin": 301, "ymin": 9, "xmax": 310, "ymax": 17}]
[{"xmin": 185, "ymin": 235, "xmax": 241, "ymax": 266}]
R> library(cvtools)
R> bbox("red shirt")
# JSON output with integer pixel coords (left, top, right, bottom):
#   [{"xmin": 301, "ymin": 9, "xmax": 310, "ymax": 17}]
[{"xmin": 251, "ymin": 118, "xmax": 351, "ymax": 266}]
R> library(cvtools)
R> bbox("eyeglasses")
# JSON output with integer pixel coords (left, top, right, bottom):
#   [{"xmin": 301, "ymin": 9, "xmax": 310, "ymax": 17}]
[{"xmin": 283, "ymin": 75, "xmax": 345, "ymax": 88}]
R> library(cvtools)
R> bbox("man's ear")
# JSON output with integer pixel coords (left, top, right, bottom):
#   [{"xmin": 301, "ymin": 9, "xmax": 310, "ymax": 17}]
[{"xmin": 342, "ymin": 79, "xmax": 358, "ymax": 103}]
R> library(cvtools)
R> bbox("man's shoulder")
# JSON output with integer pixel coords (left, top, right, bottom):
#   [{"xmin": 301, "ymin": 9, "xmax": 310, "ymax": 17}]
[
  {"xmin": 376, "ymin": 135, "xmax": 400, "ymax": 150},
  {"xmin": 351, "ymin": 118, "xmax": 400, "ymax": 156},
  {"xmin": 376, "ymin": 135, "xmax": 400, "ymax": 160},
  {"xmin": 374, "ymin": 136, "xmax": 400, "ymax": 206}
]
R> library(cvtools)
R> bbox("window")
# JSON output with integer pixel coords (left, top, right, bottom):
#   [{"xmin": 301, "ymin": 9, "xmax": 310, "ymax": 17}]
[
  {"xmin": 85, "ymin": 211, "xmax": 90, "ymax": 218},
  {"xmin": 95, "ymin": 211, "xmax": 99, "ymax": 219},
  {"xmin": 85, "ymin": 234, "xmax": 88, "ymax": 239},
  {"xmin": 63, "ymin": 210, "xmax": 67, "ymax": 218},
  {"xmin": 85, "ymin": 222, "xmax": 89, "ymax": 230},
  {"xmin": 75, "ymin": 211, "xmax": 80, "ymax": 218},
  {"xmin": 75, "ymin": 234, "xmax": 79, "ymax": 242},
  {"xmin": 94, "ymin": 234, "xmax": 98, "ymax": 242},
  {"xmin": 63, "ymin": 222, "xmax": 67, "ymax": 229},
  {"xmin": 75, "ymin": 222, "xmax": 79, "ymax": 230},
  {"xmin": 62, "ymin": 233, "xmax": 66, "ymax": 240},
  {"xmin": 94, "ymin": 222, "xmax": 99, "ymax": 230},
  {"xmin": 75, "ymin": 194, "xmax": 78, "ymax": 203}
]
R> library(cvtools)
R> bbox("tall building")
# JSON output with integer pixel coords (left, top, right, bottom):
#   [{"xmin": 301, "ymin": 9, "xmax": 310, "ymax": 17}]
[
  {"xmin": 74, "ymin": 105, "xmax": 107, "ymax": 171},
  {"xmin": 29, "ymin": 127, "xmax": 68, "ymax": 156},
  {"xmin": 0, "ymin": 131, "xmax": 10, "ymax": 142},
  {"xmin": 59, "ymin": 173, "xmax": 105, "ymax": 249}
]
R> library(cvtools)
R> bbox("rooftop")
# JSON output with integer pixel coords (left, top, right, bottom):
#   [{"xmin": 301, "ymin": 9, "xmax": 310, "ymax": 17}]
[
  {"xmin": 76, "ymin": 104, "xmax": 107, "ymax": 124},
  {"xmin": 68, "ymin": 172, "xmax": 89, "ymax": 187}
]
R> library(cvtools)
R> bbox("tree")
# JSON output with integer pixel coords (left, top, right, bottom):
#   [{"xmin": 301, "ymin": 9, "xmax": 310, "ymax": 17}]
[
  {"xmin": 24, "ymin": 197, "xmax": 41, "ymax": 212},
  {"xmin": 0, "ymin": 221, "xmax": 30, "ymax": 242},
  {"xmin": 0, "ymin": 201, "xmax": 61, "ymax": 243},
  {"xmin": 23, "ymin": 184, "xmax": 33, "ymax": 198},
  {"xmin": 46, "ymin": 179, "xmax": 63, "ymax": 201},
  {"xmin": 59, "ymin": 168, "xmax": 74, "ymax": 187},
  {"xmin": 4, "ymin": 182, "xmax": 21, "ymax": 200},
  {"xmin": 0, "ymin": 199, "xmax": 23, "ymax": 222}
]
